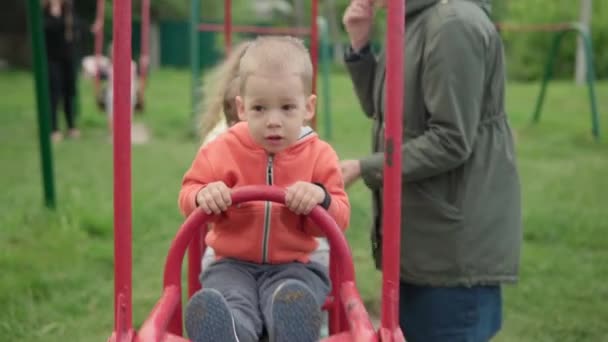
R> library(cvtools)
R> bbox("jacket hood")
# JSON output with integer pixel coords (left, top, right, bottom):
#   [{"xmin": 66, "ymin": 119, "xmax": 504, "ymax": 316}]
[
  {"xmin": 406, "ymin": 0, "xmax": 491, "ymax": 17},
  {"xmin": 406, "ymin": 0, "xmax": 440, "ymax": 17}
]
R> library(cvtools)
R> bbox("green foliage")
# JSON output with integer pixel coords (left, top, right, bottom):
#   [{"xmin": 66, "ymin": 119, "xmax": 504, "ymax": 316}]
[
  {"xmin": 500, "ymin": 0, "xmax": 608, "ymax": 80},
  {"xmin": 326, "ymin": 0, "xmax": 608, "ymax": 81},
  {"xmin": 1, "ymin": 68, "xmax": 608, "ymax": 341},
  {"xmin": 8, "ymin": 0, "xmax": 607, "ymax": 80}
]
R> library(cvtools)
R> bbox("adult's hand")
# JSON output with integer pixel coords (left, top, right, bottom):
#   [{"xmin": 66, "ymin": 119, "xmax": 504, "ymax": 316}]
[
  {"xmin": 91, "ymin": 20, "xmax": 102, "ymax": 34},
  {"xmin": 340, "ymin": 160, "xmax": 362, "ymax": 188},
  {"xmin": 342, "ymin": 0, "xmax": 375, "ymax": 52}
]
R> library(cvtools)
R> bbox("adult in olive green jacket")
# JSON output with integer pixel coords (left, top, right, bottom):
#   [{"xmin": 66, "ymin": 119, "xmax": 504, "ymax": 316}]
[{"xmin": 341, "ymin": 0, "xmax": 522, "ymax": 340}]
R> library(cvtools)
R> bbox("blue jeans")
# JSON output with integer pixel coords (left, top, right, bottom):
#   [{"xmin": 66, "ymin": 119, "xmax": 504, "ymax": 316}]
[{"xmin": 400, "ymin": 282, "xmax": 502, "ymax": 342}]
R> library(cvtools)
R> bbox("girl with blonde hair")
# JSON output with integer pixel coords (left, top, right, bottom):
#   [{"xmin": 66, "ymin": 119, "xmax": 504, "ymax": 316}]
[
  {"xmin": 198, "ymin": 41, "xmax": 251, "ymax": 145},
  {"xmin": 198, "ymin": 40, "xmax": 252, "ymax": 269}
]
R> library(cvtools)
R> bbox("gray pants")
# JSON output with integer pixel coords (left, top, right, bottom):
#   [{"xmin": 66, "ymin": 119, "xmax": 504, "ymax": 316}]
[{"xmin": 201, "ymin": 258, "xmax": 330, "ymax": 342}]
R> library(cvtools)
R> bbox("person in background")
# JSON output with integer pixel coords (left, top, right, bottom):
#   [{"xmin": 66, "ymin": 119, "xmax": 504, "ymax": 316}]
[
  {"xmin": 81, "ymin": 42, "xmax": 139, "ymax": 141},
  {"xmin": 42, "ymin": 0, "xmax": 81, "ymax": 142}
]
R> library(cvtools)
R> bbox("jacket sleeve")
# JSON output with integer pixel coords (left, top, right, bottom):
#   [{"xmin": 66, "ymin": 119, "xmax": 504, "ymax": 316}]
[
  {"xmin": 178, "ymin": 148, "xmax": 216, "ymax": 217},
  {"xmin": 303, "ymin": 145, "xmax": 351, "ymax": 236},
  {"xmin": 359, "ymin": 19, "xmax": 486, "ymax": 189},
  {"xmin": 344, "ymin": 46, "xmax": 377, "ymax": 118}
]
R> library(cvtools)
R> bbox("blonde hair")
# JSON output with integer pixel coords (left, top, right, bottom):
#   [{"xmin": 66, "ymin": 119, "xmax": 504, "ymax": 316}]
[
  {"xmin": 198, "ymin": 41, "xmax": 251, "ymax": 141},
  {"xmin": 238, "ymin": 36, "xmax": 313, "ymax": 96}
]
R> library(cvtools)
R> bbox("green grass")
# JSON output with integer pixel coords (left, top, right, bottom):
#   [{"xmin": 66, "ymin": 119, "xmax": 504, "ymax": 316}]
[{"xmin": 1, "ymin": 68, "xmax": 607, "ymax": 341}]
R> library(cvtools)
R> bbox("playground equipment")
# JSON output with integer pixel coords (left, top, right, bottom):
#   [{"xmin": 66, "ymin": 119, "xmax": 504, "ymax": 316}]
[
  {"xmin": 25, "ymin": 0, "xmax": 56, "ymax": 208},
  {"xmin": 190, "ymin": 0, "xmax": 333, "ymax": 138},
  {"xmin": 107, "ymin": 0, "xmax": 406, "ymax": 340},
  {"xmin": 497, "ymin": 22, "xmax": 601, "ymax": 140},
  {"xmin": 93, "ymin": 0, "xmax": 150, "ymax": 112}
]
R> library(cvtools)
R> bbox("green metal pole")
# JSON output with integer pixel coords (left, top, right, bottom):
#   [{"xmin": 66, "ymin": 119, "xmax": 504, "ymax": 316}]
[
  {"xmin": 531, "ymin": 31, "xmax": 564, "ymax": 124},
  {"xmin": 190, "ymin": 0, "xmax": 201, "ymax": 134},
  {"xmin": 26, "ymin": 0, "xmax": 56, "ymax": 209},
  {"xmin": 531, "ymin": 24, "xmax": 600, "ymax": 141},
  {"xmin": 318, "ymin": 17, "xmax": 332, "ymax": 141}
]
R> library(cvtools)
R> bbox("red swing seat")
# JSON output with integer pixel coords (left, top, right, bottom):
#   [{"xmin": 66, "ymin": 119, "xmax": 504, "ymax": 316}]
[{"xmin": 132, "ymin": 186, "xmax": 376, "ymax": 342}]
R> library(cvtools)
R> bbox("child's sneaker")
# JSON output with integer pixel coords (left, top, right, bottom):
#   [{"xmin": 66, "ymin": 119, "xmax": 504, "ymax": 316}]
[
  {"xmin": 51, "ymin": 131, "xmax": 63, "ymax": 143},
  {"xmin": 269, "ymin": 280, "xmax": 322, "ymax": 342},
  {"xmin": 67, "ymin": 129, "xmax": 81, "ymax": 139},
  {"xmin": 185, "ymin": 288, "xmax": 240, "ymax": 342}
]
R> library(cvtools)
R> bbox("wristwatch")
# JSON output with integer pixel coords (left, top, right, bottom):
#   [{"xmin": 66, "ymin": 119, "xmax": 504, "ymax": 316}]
[{"xmin": 344, "ymin": 43, "xmax": 372, "ymax": 62}]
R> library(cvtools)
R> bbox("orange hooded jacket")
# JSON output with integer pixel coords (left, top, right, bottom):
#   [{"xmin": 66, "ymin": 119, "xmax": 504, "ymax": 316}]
[{"xmin": 179, "ymin": 122, "xmax": 350, "ymax": 264}]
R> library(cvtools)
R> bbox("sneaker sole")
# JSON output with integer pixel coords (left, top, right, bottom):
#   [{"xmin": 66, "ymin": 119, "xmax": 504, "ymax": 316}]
[
  {"xmin": 270, "ymin": 281, "xmax": 321, "ymax": 342},
  {"xmin": 185, "ymin": 288, "xmax": 240, "ymax": 342}
]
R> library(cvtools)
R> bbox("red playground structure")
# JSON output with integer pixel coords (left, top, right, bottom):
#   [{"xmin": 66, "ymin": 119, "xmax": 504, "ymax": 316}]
[
  {"xmin": 107, "ymin": 0, "xmax": 407, "ymax": 341},
  {"xmin": 93, "ymin": 0, "xmax": 150, "ymax": 110},
  {"xmin": 192, "ymin": 0, "xmax": 321, "ymax": 129}
]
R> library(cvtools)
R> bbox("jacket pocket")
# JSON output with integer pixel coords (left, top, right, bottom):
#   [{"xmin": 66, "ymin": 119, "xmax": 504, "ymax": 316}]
[
  {"xmin": 271, "ymin": 207, "xmax": 317, "ymax": 256},
  {"xmin": 209, "ymin": 204, "xmax": 265, "ymax": 261},
  {"xmin": 404, "ymin": 173, "xmax": 463, "ymax": 233},
  {"xmin": 400, "ymin": 175, "xmax": 465, "ymax": 278}
]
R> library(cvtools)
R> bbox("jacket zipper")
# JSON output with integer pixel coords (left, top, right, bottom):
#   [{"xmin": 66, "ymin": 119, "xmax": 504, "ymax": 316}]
[{"xmin": 262, "ymin": 154, "xmax": 274, "ymax": 263}]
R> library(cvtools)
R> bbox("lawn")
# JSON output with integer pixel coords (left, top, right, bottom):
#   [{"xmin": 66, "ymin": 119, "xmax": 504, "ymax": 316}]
[{"xmin": 0, "ymin": 68, "xmax": 607, "ymax": 341}]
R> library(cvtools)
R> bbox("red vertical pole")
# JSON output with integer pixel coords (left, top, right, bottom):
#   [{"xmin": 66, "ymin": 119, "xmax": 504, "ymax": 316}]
[
  {"xmin": 94, "ymin": 0, "xmax": 105, "ymax": 98},
  {"xmin": 139, "ymin": 0, "xmax": 150, "ymax": 84},
  {"xmin": 380, "ymin": 0, "xmax": 405, "ymax": 341},
  {"xmin": 224, "ymin": 0, "xmax": 232, "ymax": 55},
  {"xmin": 113, "ymin": 0, "xmax": 133, "ymax": 339},
  {"xmin": 327, "ymin": 249, "xmax": 342, "ymax": 335},
  {"xmin": 310, "ymin": 0, "xmax": 319, "ymax": 129}
]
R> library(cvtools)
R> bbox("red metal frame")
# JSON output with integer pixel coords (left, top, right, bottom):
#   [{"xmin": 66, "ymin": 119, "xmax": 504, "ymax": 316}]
[
  {"xmin": 139, "ymin": 0, "xmax": 151, "ymax": 89},
  {"xmin": 94, "ymin": 0, "xmax": 105, "ymax": 98},
  {"xmin": 203, "ymin": 0, "xmax": 320, "ymax": 128},
  {"xmin": 223, "ymin": 0, "xmax": 232, "ymax": 54},
  {"xmin": 93, "ymin": 0, "xmax": 150, "ymax": 107},
  {"xmin": 111, "ymin": 0, "xmax": 133, "ymax": 340},
  {"xmin": 198, "ymin": 23, "xmax": 311, "ymax": 36},
  {"xmin": 109, "ymin": 1, "xmax": 407, "ymax": 341},
  {"xmin": 379, "ymin": 0, "xmax": 406, "ymax": 340}
]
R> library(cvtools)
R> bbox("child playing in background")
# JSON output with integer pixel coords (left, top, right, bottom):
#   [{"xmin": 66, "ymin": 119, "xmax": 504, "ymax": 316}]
[
  {"xmin": 179, "ymin": 36, "xmax": 349, "ymax": 342},
  {"xmin": 197, "ymin": 41, "xmax": 250, "ymax": 146},
  {"xmin": 82, "ymin": 42, "xmax": 140, "ymax": 141}
]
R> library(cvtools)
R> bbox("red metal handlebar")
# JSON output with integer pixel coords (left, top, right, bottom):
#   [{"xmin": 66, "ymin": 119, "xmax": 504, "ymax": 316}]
[{"xmin": 199, "ymin": 23, "xmax": 311, "ymax": 36}]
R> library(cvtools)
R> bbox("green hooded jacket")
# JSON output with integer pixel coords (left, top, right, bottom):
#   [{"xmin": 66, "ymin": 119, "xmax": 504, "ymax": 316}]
[{"xmin": 345, "ymin": 0, "xmax": 522, "ymax": 286}]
